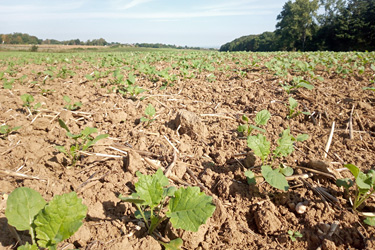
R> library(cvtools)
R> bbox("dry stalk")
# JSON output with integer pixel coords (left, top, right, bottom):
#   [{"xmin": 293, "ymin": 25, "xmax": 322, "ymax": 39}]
[{"xmin": 324, "ymin": 121, "xmax": 335, "ymax": 158}]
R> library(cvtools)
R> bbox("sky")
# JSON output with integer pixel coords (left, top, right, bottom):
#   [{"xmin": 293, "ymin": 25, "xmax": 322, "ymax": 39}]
[{"xmin": 0, "ymin": 0, "xmax": 285, "ymax": 48}]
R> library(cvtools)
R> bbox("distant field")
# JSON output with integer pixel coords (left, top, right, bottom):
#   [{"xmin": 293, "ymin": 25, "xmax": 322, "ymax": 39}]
[{"xmin": 0, "ymin": 44, "xmax": 111, "ymax": 52}]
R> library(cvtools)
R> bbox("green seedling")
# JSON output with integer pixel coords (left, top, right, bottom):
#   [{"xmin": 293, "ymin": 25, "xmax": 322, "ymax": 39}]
[
  {"xmin": 281, "ymin": 79, "xmax": 314, "ymax": 94},
  {"xmin": 140, "ymin": 104, "xmax": 156, "ymax": 127},
  {"xmin": 0, "ymin": 125, "xmax": 21, "ymax": 138},
  {"xmin": 336, "ymin": 164, "xmax": 375, "ymax": 226},
  {"xmin": 363, "ymin": 87, "xmax": 375, "ymax": 92},
  {"xmin": 3, "ymin": 78, "xmax": 15, "ymax": 89},
  {"xmin": 288, "ymin": 230, "xmax": 303, "ymax": 241},
  {"xmin": 119, "ymin": 169, "xmax": 215, "ymax": 248},
  {"xmin": 117, "ymin": 73, "xmax": 146, "ymax": 98},
  {"xmin": 63, "ymin": 95, "xmax": 82, "ymax": 111},
  {"xmin": 238, "ymin": 109, "xmax": 271, "ymax": 136},
  {"xmin": 287, "ymin": 97, "xmax": 310, "ymax": 119},
  {"xmin": 5, "ymin": 187, "xmax": 87, "ymax": 250},
  {"xmin": 39, "ymin": 87, "xmax": 55, "ymax": 96},
  {"xmin": 56, "ymin": 119, "xmax": 108, "ymax": 167},
  {"xmin": 245, "ymin": 128, "xmax": 308, "ymax": 191},
  {"xmin": 20, "ymin": 94, "xmax": 41, "ymax": 113},
  {"xmin": 337, "ymin": 164, "xmax": 375, "ymax": 211}
]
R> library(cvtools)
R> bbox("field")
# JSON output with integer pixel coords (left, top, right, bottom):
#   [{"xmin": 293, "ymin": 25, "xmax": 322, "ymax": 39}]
[{"xmin": 0, "ymin": 50, "xmax": 375, "ymax": 250}]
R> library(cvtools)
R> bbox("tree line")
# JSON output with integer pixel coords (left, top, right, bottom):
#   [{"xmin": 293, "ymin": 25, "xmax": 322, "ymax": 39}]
[
  {"xmin": 220, "ymin": 0, "xmax": 375, "ymax": 52},
  {"xmin": 0, "ymin": 33, "xmax": 112, "ymax": 46}
]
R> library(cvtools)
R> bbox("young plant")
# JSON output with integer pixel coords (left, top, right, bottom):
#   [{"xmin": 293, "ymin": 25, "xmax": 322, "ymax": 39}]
[
  {"xmin": 363, "ymin": 87, "xmax": 375, "ymax": 92},
  {"xmin": 56, "ymin": 119, "xmax": 108, "ymax": 167},
  {"xmin": 287, "ymin": 97, "xmax": 310, "ymax": 119},
  {"xmin": 0, "ymin": 124, "xmax": 21, "ymax": 138},
  {"xmin": 63, "ymin": 95, "xmax": 82, "ymax": 111},
  {"xmin": 5, "ymin": 187, "xmax": 87, "ymax": 250},
  {"xmin": 119, "ymin": 169, "xmax": 215, "ymax": 247},
  {"xmin": 245, "ymin": 128, "xmax": 308, "ymax": 191},
  {"xmin": 337, "ymin": 164, "xmax": 375, "ymax": 211},
  {"xmin": 237, "ymin": 109, "xmax": 271, "ymax": 136},
  {"xmin": 288, "ymin": 230, "xmax": 303, "ymax": 241},
  {"xmin": 140, "ymin": 104, "xmax": 156, "ymax": 127},
  {"xmin": 336, "ymin": 164, "xmax": 375, "ymax": 226},
  {"xmin": 20, "ymin": 94, "xmax": 41, "ymax": 113},
  {"xmin": 280, "ymin": 78, "xmax": 314, "ymax": 94}
]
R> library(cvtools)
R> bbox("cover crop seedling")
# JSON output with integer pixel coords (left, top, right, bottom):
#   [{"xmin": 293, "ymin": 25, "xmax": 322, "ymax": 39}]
[
  {"xmin": 20, "ymin": 94, "xmax": 41, "ymax": 113},
  {"xmin": 336, "ymin": 164, "xmax": 375, "ymax": 226},
  {"xmin": 56, "ymin": 119, "xmax": 108, "ymax": 167},
  {"xmin": 245, "ymin": 128, "xmax": 308, "ymax": 191},
  {"xmin": 237, "ymin": 109, "xmax": 271, "ymax": 136},
  {"xmin": 287, "ymin": 97, "xmax": 310, "ymax": 119},
  {"xmin": 63, "ymin": 95, "xmax": 82, "ymax": 111},
  {"xmin": 288, "ymin": 230, "xmax": 303, "ymax": 241},
  {"xmin": 5, "ymin": 187, "xmax": 87, "ymax": 250},
  {"xmin": 119, "ymin": 169, "xmax": 215, "ymax": 247},
  {"xmin": 0, "ymin": 124, "xmax": 21, "ymax": 138},
  {"xmin": 140, "ymin": 104, "xmax": 156, "ymax": 127}
]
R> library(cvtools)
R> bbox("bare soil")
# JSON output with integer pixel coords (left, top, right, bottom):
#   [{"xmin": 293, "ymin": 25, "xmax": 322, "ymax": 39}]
[{"xmin": 0, "ymin": 51, "xmax": 375, "ymax": 250}]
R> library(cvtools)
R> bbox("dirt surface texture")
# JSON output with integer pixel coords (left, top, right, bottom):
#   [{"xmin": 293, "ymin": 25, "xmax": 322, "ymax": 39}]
[{"xmin": 0, "ymin": 50, "xmax": 375, "ymax": 250}]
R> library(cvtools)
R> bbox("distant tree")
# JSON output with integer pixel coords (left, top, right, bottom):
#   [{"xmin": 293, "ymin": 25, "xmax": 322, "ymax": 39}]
[{"xmin": 275, "ymin": 0, "xmax": 320, "ymax": 51}]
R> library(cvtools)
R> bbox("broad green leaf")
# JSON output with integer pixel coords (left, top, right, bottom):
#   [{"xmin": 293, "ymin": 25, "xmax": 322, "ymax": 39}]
[
  {"xmin": 85, "ymin": 74, "xmax": 94, "ymax": 80},
  {"xmin": 241, "ymin": 115, "xmax": 249, "ymax": 123},
  {"xmin": 273, "ymin": 128, "xmax": 294, "ymax": 158},
  {"xmin": 83, "ymin": 134, "xmax": 108, "ymax": 150},
  {"xmin": 0, "ymin": 125, "xmax": 9, "ymax": 134},
  {"xmin": 344, "ymin": 164, "xmax": 360, "ymax": 179},
  {"xmin": 63, "ymin": 95, "xmax": 71, "ymax": 103},
  {"xmin": 164, "ymin": 186, "xmax": 177, "ymax": 197},
  {"xmin": 145, "ymin": 104, "xmax": 156, "ymax": 117},
  {"xmin": 160, "ymin": 238, "xmax": 183, "ymax": 250},
  {"xmin": 34, "ymin": 103, "xmax": 41, "ymax": 110},
  {"xmin": 17, "ymin": 242, "xmax": 38, "ymax": 250},
  {"xmin": 295, "ymin": 134, "xmax": 309, "ymax": 142},
  {"xmin": 5, "ymin": 187, "xmax": 46, "ymax": 231},
  {"xmin": 297, "ymin": 81, "xmax": 314, "ymax": 90},
  {"xmin": 81, "ymin": 127, "xmax": 97, "ymax": 137},
  {"xmin": 21, "ymin": 94, "xmax": 34, "ymax": 105},
  {"xmin": 247, "ymin": 134, "xmax": 270, "ymax": 162},
  {"xmin": 167, "ymin": 186, "xmax": 215, "ymax": 232},
  {"xmin": 58, "ymin": 119, "xmax": 70, "ymax": 133},
  {"xmin": 294, "ymin": 231, "xmax": 303, "ymax": 237},
  {"xmin": 364, "ymin": 217, "xmax": 375, "ymax": 226},
  {"xmin": 34, "ymin": 192, "xmax": 87, "ymax": 249},
  {"xmin": 288, "ymin": 97, "xmax": 298, "ymax": 110},
  {"xmin": 244, "ymin": 170, "xmax": 256, "ymax": 185},
  {"xmin": 237, "ymin": 124, "xmax": 248, "ymax": 133},
  {"xmin": 356, "ymin": 172, "xmax": 372, "ymax": 191},
  {"xmin": 280, "ymin": 165, "xmax": 293, "ymax": 177},
  {"xmin": 56, "ymin": 145, "xmax": 67, "ymax": 154},
  {"xmin": 127, "ymin": 74, "xmax": 136, "ymax": 85},
  {"xmin": 140, "ymin": 117, "xmax": 149, "ymax": 122},
  {"xmin": 336, "ymin": 178, "xmax": 354, "ymax": 190},
  {"xmin": 261, "ymin": 165, "xmax": 289, "ymax": 191},
  {"xmin": 254, "ymin": 110, "xmax": 271, "ymax": 125},
  {"xmin": 135, "ymin": 169, "xmax": 166, "ymax": 208},
  {"xmin": 154, "ymin": 168, "xmax": 169, "ymax": 186},
  {"xmin": 118, "ymin": 194, "xmax": 145, "ymax": 204},
  {"xmin": 363, "ymin": 87, "xmax": 375, "ymax": 92}
]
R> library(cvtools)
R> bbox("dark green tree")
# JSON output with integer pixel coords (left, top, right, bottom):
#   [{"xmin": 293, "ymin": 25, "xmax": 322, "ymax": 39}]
[{"xmin": 275, "ymin": 0, "xmax": 320, "ymax": 51}]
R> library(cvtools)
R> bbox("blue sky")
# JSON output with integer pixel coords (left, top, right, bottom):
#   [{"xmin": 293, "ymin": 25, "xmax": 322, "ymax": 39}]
[{"xmin": 0, "ymin": 0, "xmax": 285, "ymax": 48}]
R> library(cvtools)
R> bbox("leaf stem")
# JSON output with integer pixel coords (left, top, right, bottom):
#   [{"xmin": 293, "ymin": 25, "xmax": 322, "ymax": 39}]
[{"xmin": 136, "ymin": 204, "xmax": 150, "ymax": 230}]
